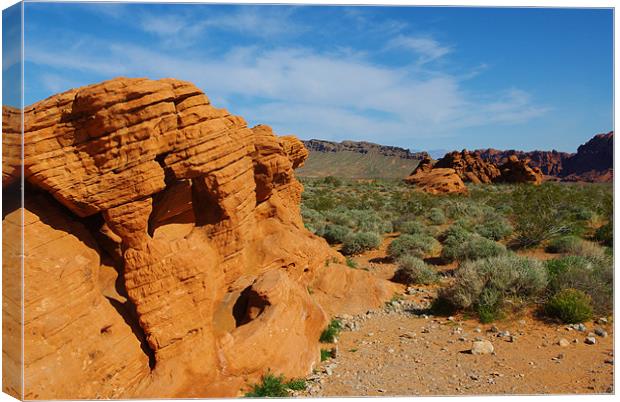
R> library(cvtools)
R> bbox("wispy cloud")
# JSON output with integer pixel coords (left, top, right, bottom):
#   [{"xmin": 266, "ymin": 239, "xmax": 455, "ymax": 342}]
[
  {"xmin": 388, "ymin": 35, "xmax": 453, "ymax": 65},
  {"xmin": 25, "ymin": 32, "xmax": 548, "ymax": 145}
]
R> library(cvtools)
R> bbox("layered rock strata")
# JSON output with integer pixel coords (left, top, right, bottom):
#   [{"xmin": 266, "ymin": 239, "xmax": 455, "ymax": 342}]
[{"xmin": 2, "ymin": 77, "xmax": 395, "ymax": 399}]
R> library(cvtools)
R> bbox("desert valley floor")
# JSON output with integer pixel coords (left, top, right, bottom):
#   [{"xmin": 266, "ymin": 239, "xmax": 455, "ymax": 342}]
[{"xmin": 296, "ymin": 235, "xmax": 614, "ymax": 396}]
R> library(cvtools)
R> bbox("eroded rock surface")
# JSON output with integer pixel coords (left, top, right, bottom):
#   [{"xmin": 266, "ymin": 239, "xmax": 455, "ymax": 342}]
[
  {"xmin": 404, "ymin": 158, "xmax": 468, "ymax": 195},
  {"xmin": 434, "ymin": 150, "xmax": 501, "ymax": 184},
  {"xmin": 2, "ymin": 77, "xmax": 395, "ymax": 399}
]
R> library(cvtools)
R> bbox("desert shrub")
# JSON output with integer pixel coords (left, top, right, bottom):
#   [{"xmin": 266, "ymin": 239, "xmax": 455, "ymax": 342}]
[
  {"xmin": 324, "ymin": 209, "xmax": 355, "ymax": 227},
  {"xmin": 320, "ymin": 349, "xmax": 332, "ymax": 362},
  {"xmin": 341, "ymin": 232, "xmax": 381, "ymax": 255},
  {"xmin": 571, "ymin": 206, "xmax": 595, "ymax": 222},
  {"xmin": 427, "ymin": 208, "xmax": 447, "ymax": 225},
  {"xmin": 319, "ymin": 319, "xmax": 342, "ymax": 343},
  {"xmin": 345, "ymin": 257, "xmax": 358, "ymax": 268},
  {"xmin": 510, "ymin": 184, "xmax": 577, "ymax": 247},
  {"xmin": 245, "ymin": 373, "xmax": 305, "ymax": 397},
  {"xmin": 394, "ymin": 220, "xmax": 427, "ymax": 236},
  {"xmin": 388, "ymin": 233, "xmax": 440, "ymax": 259},
  {"xmin": 545, "ymin": 255, "xmax": 613, "ymax": 313},
  {"xmin": 545, "ymin": 288, "xmax": 593, "ymax": 324},
  {"xmin": 392, "ymin": 256, "xmax": 438, "ymax": 285},
  {"xmin": 444, "ymin": 200, "xmax": 489, "ymax": 220},
  {"xmin": 473, "ymin": 215, "xmax": 513, "ymax": 241},
  {"xmin": 545, "ymin": 236, "xmax": 606, "ymax": 258},
  {"xmin": 546, "ymin": 235, "xmax": 583, "ymax": 253},
  {"xmin": 595, "ymin": 221, "xmax": 613, "ymax": 247},
  {"xmin": 441, "ymin": 232, "xmax": 506, "ymax": 262},
  {"xmin": 322, "ymin": 176, "xmax": 342, "ymax": 187},
  {"xmin": 321, "ymin": 224, "xmax": 351, "ymax": 244},
  {"xmin": 437, "ymin": 255, "xmax": 547, "ymax": 322}
]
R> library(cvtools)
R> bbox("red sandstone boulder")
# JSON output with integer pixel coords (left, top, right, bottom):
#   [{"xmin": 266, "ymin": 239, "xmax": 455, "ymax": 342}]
[
  {"xmin": 498, "ymin": 155, "xmax": 544, "ymax": 185},
  {"xmin": 434, "ymin": 150, "xmax": 501, "ymax": 184},
  {"xmin": 2, "ymin": 77, "xmax": 396, "ymax": 399}
]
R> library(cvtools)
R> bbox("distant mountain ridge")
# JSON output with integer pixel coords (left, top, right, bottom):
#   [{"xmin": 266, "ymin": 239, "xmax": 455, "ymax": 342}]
[
  {"xmin": 474, "ymin": 131, "xmax": 613, "ymax": 181},
  {"xmin": 303, "ymin": 139, "xmax": 429, "ymax": 160},
  {"xmin": 298, "ymin": 132, "xmax": 612, "ymax": 182}
]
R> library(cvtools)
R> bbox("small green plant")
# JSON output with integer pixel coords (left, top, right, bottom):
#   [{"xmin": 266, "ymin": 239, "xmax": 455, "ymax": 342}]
[
  {"xmin": 437, "ymin": 255, "xmax": 547, "ymax": 322},
  {"xmin": 345, "ymin": 257, "xmax": 358, "ymax": 268},
  {"xmin": 545, "ymin": 288, "xmax": 593, "ymax": 324},
  {"xmin": 341, "ymin": 232, "xmax": 381, "ymax": 255},
  {"xmin": 348, "ymin": 348, "xmax": 358, "ymax": 353},
  {"xmin": 307, "ymin": 286, "xmax": 314, "ymax": 295},
  {"xmin": 545, "ymin": 235, "xmax": 582, "ymax": 253},
  {"xmin": 427, "ymin": 208, "xmax": 447, "ymax": 225},
  {"xmin": 320, "ymin": 349, "xmax": 331, "ymax": 362},
  {"xmin": 394, "ymin": 220, "xmax": 428, "ymax": 235},
  {"xmin": 245, "ymin": 373, "xmax": 295, "ymax": 397},
  {"xmin": 321, "ymin": 224, "xmax": 351, "ymax": 244},
  {"xmin": 594, "ymin": 221, "xmax": 612, "ymax": 247},
  {"xmin": 285, "ymin": 379, "xmax": 306, "ymax": 391},
  {"xmin": 441, "ymin": 229, "xmax": 506, "ymax": 262},
  {"xmin": 392, "ymin": 256, "xmax": 438, "ymax": 285},
  {"xmin": 544, "ymin": 255, "xmax": 613, "ymax": 314},
  {"xmin": 319, "ymin": 319, "xmax": 342, "ymax": 343},
  {"xmin": 388, "ymin": 233, "xmax": 440, "ymax": 259}
]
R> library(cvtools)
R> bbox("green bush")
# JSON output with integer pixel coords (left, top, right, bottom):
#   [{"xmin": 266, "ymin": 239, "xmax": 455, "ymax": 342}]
[
  {"xmin": 545, "ymin": 255, "xmax": 613, "ymax": 313},
  {"xmin": 245, "ymin": 373, "xmax": 305, "ymax": 397},
  {"xmin": 441, "ymin": 231, "xmax": 506, "ymax": 262},
  {"xmin": 473, "ymin": 215, "xmax": 513, "ymax": 241},
  {"xmin": 321, "ymin": 224, "xmax": 351, "ymax": 244},
  {"xmin": 437, "ymin": 255, "xmax": 547, "ymax": 322},
  {"xmin": 595, "ymin": 221, "xmax": 613, "ymax": 247},
  {"xmin": 341, "ymin": 232, "xmax": 381, "ymax": 255},
  {"xmin": 546, "ymin": 235, "xmax": 582, "ymax": 253},
  {"xmin": 545, "ymin": 236, "xmax": 606, "ymax": 258},
  {"xmin": 511, "ymin": 184, "xmax": 577, "ymax": 247},
  {"xmin": 545, "ymin": 288, "xmax": 593, "ymax": 324},
  {"xmin": 392, "ymin": 256, "xmax": 438, "ymax": 285},
  {"xmin": 395, "ymin": 220, "xmax": 428, "ymax": 236},
  {"xmin": 320, "ymin": 349, "xmax": 332, "ymax": 362},
  {"xmin": 345, "ymin": 257, "xmax": 358, "ymax": 268},
  {"xmin": 388, "ymin": 233, "xmax": 440, "ymax": 259},
  {"xmin": 319, "ymin": 319, "xmax": 342, "ymax": 343},
  {"xmin": 427, "ymin": 208, "xmax": 447, "ymax": 225}
]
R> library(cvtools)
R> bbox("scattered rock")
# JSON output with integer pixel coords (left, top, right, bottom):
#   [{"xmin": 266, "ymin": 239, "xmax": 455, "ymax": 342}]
[
  {"xmin": 585, "ymin": 337, "xmax": 597, "ymax": 345},
  {"xmin": 557, "ymin": 338, "xmax": 570, "ymax": 347},
  {"xmin": 594, "ymin": 328, "xmax": 608, "ymax": 338},
  {"xmin": 471, "ymin": 340, "xmax": 494, "ymax": 355}
]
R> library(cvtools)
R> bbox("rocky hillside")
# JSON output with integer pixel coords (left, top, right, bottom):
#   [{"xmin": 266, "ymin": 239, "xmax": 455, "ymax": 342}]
[
  {"xmin": 561, "ymin": 132, "xmax": 613, "ymax": 181},
  {"xmin": 298, "ymin": 139, "xmax": 428, "ymax": 178},
  {"xmin": 475, "ymin": 149, "xmax": 570, "ymax": 176},
  {"xmin": 2, "ymin": 78, "xmax": 396, "ymax": 399},
  {"xmin": 475, "ymin": 132, "xmax": 613, "ymax": 182}
]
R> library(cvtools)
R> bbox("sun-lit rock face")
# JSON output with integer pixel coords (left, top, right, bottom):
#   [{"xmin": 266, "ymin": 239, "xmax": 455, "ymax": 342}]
[
  {"xmin": 2, "ymin": 77, "xmax": 396, "ymax": 399},
  {"xmin": 404, "ymin": 158, "xmax": 468, "ymax": 195}
]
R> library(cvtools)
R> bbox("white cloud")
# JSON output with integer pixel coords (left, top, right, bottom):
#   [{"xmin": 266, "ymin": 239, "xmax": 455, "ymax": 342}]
[
  {"xmin": 388, "ymin": 35, "xmax": 453, "ymax": 64},
  {"xmin": 24, "ymin": 28, "xmax": 548, "ymax": 146}
]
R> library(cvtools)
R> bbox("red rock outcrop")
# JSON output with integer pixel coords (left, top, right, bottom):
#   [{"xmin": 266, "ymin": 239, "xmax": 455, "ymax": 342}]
[
  {"xmin": 560, "ymin": 132, "xmax": 613, "ymax": 182},
  {"xmin": 433, "ymin": 150, "xmax": 501, "ymax": 184},
  {"xmin": 2, "ymin": 77, "xmax": 396, "ymax": 399},
  {"xmin": 497, "ymin": 155, "xmax": 543, "ymax": 185},
  {"xmin": 404, "ymin": 158, "xmax": 467, "ymax": 195},
  {"xmin": 476, "ymin": 148, "xmax": 569, "ymax": 176}
]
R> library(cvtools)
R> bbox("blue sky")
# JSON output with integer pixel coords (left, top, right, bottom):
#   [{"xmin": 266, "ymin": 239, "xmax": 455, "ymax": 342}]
[{"xmin": 12, "ymin": 2, "xmax": 614, "ymax": 152}]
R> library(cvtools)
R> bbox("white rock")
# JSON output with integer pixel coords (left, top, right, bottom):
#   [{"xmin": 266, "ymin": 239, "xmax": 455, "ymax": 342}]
[{"xmin": 471, "ymin": 340, "xmax": 494, "ymax": 355}]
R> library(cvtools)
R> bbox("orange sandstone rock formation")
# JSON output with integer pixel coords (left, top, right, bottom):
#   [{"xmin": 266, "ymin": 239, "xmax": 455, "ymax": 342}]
[
  {"xmin": 404, "ymin": 158, "xmax": 467, "ymax": 195},
  {"xmin": 2, "ymin": 77, "xmax": 396, "ymax": 399},
  {"xmin": 497, "ymin": 155, "xmax": 544, "ymax": 185},
  {"xmin": 434, "ymin": 150, "xmax": 501, "ymax": 184}
]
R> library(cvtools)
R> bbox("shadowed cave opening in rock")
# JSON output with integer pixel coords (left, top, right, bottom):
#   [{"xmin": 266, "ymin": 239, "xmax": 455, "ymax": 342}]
[{"xmin": 232, "ymin": 286, "xmax": 271, "ymax": 327}]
